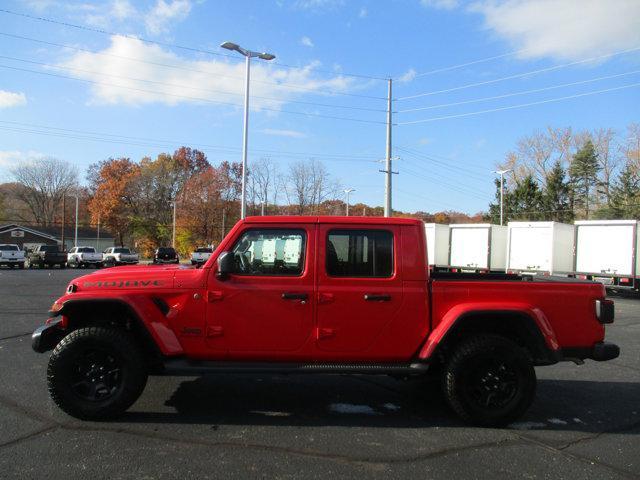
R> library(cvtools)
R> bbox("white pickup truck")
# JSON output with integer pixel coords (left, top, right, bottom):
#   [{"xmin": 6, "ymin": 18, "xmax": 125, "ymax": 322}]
[
  {"xmin": 102, "ymin": 246, "xmax": 139, "ymax": 267},
  {"xmin": 67, "ymin": 246, "xmax": 103, "ymax": 268},
  {"xmin": 190, "ymin": 246, "xmax": 213, "ymax": 265},
  {"xmin": 0, "ymin": 244, "xmax": 25, "ymax": 269}
]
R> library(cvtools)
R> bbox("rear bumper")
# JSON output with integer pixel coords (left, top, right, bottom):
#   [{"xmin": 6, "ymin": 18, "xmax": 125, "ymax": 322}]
[
  {"xmin": 32, "ymin": 319, "xmax": 64, "ymax": 353},
  {"xmin": 561, "ymin": 342, "xmax": 620, "ymax": 362}
]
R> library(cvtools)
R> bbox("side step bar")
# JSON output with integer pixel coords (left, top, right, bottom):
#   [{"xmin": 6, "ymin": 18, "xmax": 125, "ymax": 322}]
[{"xmin": 159, "ymin": 359, "xmax": 430, "ymax": 376}]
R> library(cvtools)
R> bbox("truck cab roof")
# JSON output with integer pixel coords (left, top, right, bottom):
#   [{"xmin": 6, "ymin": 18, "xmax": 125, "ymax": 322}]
[{"xmin": 243, "ymin": 216, "xmax": 424, "ymax": 226}]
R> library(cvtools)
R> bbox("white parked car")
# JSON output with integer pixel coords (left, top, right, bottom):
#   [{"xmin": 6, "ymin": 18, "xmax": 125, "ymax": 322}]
[
  {"xmin": 67, "ymin": 246, "xmax": 103, "ymax": 268},
  {"xmin": 190, "ymin": 246, "xmax": 213, "ymax": 265},
  {"xmin": 102, "ymin": 247, "xmax": 139, "ymax": 267},
  {"xmin": 0, "ymin": 244, "xmax": 25, "ymax": 269}
]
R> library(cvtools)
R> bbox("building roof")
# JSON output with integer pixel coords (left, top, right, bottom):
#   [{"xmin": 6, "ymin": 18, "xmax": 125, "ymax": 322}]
[{"xmin": 0, "ymin": 223, "xmax": 113, "ymax": 239}]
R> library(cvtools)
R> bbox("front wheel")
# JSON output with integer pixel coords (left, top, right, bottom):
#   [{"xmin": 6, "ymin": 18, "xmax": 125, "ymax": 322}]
[
  {"xmin": 442, "ymin": 334, "xmax": 536, "ymax": 427},
  {"xmin": 47, "ymin": 327, "xmax": 148, "ymax": 420}
]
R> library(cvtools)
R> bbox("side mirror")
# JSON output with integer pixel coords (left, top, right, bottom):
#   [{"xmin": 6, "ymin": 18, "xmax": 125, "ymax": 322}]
[{"xmin": 216, "ymin": 251, "xmax": 234, "ymax": 280}]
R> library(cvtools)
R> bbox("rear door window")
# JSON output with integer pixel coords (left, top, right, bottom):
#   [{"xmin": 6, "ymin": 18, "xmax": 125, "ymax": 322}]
[{"xmin": 326, "ymin": 229, "xmax": 393, "ymax": 277}]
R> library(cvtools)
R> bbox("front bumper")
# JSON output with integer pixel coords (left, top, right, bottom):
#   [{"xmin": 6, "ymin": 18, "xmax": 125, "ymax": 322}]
[
  {"xmin": 561, "ymin": 342, "xmax": 620, "ymax": 362},
  {"xmin": 32, "ymin": 318, "xmax": 65, "ymax": 353}
]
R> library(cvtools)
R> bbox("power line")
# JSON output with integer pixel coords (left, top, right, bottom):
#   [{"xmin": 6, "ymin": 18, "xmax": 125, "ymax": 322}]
[
  {"xmin": 395, "ymin": 145, "xmax": 490, "ymax": 176},
  {"xmin": 0, "ymin": 54, "xmax": 387, "ymax": 113},
  {"xmin": 396, "ymin": 45, "xmax": 640, "ymax": 101},
  {"xmin": 396, "ymin": 70, "xmax": 640, "ymax": 113},
  {"xmin": 0, "ymin": 8, "xmax": 386, "ymax": 81},
  {"xmin": 397, "ymin": 81, "xmax": 640, "ymax": 125},
  {"xmin": 399, "ymin": 164, "xmax": 488, "ymax": 201},
  {"xmin": 0, "ymin": 63, "xmax": 387, "ymax": 125},
  {"xmin": 0, "ymin": 120, "xmax": 380, "ymax": 162},
  {"xmin": 0, "ymin": 32, "xmax": 387, "ymax": 101},
  {"xmin": 399, "ymin": 51, "xmax": 519, "ymax": 80},
  {"xmin": 395, "ymin": 188, "xmax": 472, "ymax": 212}
]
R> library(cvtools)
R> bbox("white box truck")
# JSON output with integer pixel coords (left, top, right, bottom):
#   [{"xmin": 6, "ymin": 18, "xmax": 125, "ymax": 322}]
[
  {"xmin": 573, "ymin": 220, "xmax": 639, "ymax": 290},
  {"xmin": 424, "ymin": 223, "xmax": 449, "ymax": 270},
  {"xmin": 506, "ymin": 221, "xmax": 575, "ymax": 275},
  {"xmin": 449, "ymin": 224, "xmax": 507, "ymax": 272}
]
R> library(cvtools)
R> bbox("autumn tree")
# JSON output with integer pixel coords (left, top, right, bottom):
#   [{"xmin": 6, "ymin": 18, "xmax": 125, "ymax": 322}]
[{"xmin": 87, "ymin": 158, "xmax": 140, "ymax": 246}]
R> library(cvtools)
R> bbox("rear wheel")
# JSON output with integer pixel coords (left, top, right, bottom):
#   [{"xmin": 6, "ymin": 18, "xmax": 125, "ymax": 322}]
[
  {"xmin": 47, "ymin": 327, "xmax": 148, "ymax": 420},
  {"xmin": 442, "ymin": 334, "xmax": 536, "ymax": 427}
]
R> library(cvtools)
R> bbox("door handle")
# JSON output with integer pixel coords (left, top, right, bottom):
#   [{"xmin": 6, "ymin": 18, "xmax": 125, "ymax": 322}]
[
  {"xmin": 282, "ymin": 292, "xmax": 309, "ymax": 301},
  {"xmin": 364, "ymin": 294, "xmax": 391, "ymax": 301}
]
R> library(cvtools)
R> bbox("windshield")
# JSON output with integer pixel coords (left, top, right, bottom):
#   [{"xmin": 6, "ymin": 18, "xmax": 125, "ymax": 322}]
[
  {"xmin": 40, "ymin": 245, "xmax": 60, "ymax": 252},
  {"xmin": 157, "ymin": 247, "xmax": 175, "ymax": 254},
  {"xmin": 0, "ymin": 245, "xmax": 19, "ymax": 251},
  {"xmin": 114, "ymin": 248, "xmax": 131, "ymax": 254},
  {"xmin": 77, "ymin": 247, "xmax": 96, "ymax": 253},
  {"xmin": 195, "ymin": 247, "xmax": 212, "ymax": 253}
]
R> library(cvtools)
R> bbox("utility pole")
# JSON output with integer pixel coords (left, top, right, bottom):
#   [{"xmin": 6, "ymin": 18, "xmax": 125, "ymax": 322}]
[
  {"xmin": 96, "ymin": 213, "xmax": 100, "ymax": 250},
  {"xmin": 61, "ymin": 196, "xmax": 65, "ymax": 248},
  {"xmin": 495, "ymin": 169, "xmax": 512, "ymax": 226},
  {"xmin": 343, "ymin": 188, "xmax": 355, "ymax": 216},
  {"xmin": 383, "ymin": 78, "xmax": 393, "ymax": 217},
  {"xmin": 261, "ymin": 200, "xmax": 265, "ymax": 216},
  {"xmin": 69, "ymin": 194, "xmax": 79, "ymax": 248},
  {"xmin": 221, "ymin": 208, "xmax": 226, "ymax": 242}
]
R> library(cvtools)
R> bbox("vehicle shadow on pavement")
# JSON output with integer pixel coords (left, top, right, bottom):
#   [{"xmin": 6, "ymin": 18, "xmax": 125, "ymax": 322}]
[{"xmin": 119, "ymin": 375, "xmax": 640, "ymax": 432}]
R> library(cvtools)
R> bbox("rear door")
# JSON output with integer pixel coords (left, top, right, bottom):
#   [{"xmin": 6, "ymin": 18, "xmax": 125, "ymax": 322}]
[{"xmin": 315, "ymin": 224, "xmax": 403, "ymax": 357}]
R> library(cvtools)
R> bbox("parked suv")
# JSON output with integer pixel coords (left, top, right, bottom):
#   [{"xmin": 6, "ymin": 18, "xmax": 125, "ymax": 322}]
[
  {"xmin": 67, "ymin": 246, "xmax": 103, "ymax": 268},
  {"xmin": 190, "ymin": 246, "xmax": 213, "ymax": 265},
  {"xmin": 153, "ymin": 246, "xmax": 179, "ymax": 264},
  {"xmin": 102, "ymin": 247, "xmax": 139, "ymax": 267},
  {"xmin": 0, "ymin": 244, "xmax": 25, "ymax": 269}
]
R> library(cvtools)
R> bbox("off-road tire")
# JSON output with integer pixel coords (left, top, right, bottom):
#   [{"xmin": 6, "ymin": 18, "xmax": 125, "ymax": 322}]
[
  {"xmin": 443, "ymin": 334, "xmax": 536, "ymax": 427},
  {"xmin": 47, "ymin": 327, "xmax": 148, "ymax": 420}
]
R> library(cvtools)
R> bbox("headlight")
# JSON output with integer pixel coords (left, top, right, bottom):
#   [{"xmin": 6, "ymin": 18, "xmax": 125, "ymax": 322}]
[{"xmin": 51, "ymin": 300, "xmax": 64, "ymax": 312}]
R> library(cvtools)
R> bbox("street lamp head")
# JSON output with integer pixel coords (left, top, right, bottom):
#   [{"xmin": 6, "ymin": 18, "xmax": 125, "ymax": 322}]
[
  {"xmin": 258, "ymin": 52, "xmax": 276, "ymax": 61},
  {"xmin": 494, "ymin": 169, "xmax": 512, "ymax": 175},
  {"xmin": 220, "ymin": 41, "xmax": 241, "ymax": 53}
]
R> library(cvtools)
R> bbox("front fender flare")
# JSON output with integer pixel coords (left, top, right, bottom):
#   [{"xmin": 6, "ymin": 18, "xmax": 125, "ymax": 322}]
[{"xmin": 51, "ymin": 295, "xmax": 183, "ymax": 356}]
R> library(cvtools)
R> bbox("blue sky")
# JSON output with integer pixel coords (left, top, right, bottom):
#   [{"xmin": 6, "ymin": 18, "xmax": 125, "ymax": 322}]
[{"xmin": 1, "ymin": 0, "xmax": 639, "ymax": 214}]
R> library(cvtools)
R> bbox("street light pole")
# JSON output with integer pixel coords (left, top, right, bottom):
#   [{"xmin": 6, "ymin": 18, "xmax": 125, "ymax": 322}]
[
  {"xmin": 343, "ymin": 188, "xmax": 355, "ymax": 216},
  {"xmin": 171, "ymin": 200, "xmax": 177, "ymax": 248},
  {"xmin": 96, "ymin": 212, "xmax": 100, "ymax": 250},
  {"xmin": 494, "ymin": 169, "xmax": 511, "ymax": 226},
  {"xmin": 221, "ymin": 41, "xmax": 275, "ymax": 220},
  {"xmin": 69, "ymin": 194, "xmax": 79, "ymax": 248}
]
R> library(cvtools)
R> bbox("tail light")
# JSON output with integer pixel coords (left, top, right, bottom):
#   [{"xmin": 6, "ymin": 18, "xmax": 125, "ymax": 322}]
[
  {"xmin": 595, "ymin": 299, "xmax": 615, "ymax": 324},
  {"xmin": 577, "ymin": 274, "xmax": 588, "ymax": 280},
  {"xmin": 619, "ymin": 277, "xmax": 631, "ymax": 285},
  {"xmin": 451, "ymin": 268, "xmax": 458, "ymax": 273}
]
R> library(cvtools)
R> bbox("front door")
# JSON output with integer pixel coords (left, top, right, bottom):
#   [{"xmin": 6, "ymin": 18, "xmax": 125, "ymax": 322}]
[
  {"xmin": 206, "ymin": 225, "xmax": 315, "ymax": 360},
  {"xmin": 316, "ymin": 225, "xmax": 403, "ymax": 358}
]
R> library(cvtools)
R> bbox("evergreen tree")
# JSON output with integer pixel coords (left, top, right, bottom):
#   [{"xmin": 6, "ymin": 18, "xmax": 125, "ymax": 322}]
[
  {"xmin": 543, "ymin": 161, "xmax": 573, "ymax": 222},
  {"xmin": 510, "ymin": 175, "xmax": 544, "ymax": 220},
  {"xmin": 606, "ymin": 162, "xmax": 640, "ymax": 219},
  {"xmin": 569, "ymin": 140, "xmax": 601, "ymax": 219}
]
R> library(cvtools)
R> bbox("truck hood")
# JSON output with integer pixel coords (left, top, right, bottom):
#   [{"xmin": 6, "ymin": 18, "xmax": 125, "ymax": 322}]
[{"xmin": 66, "ymin": 263, "xmax": 201, "ymax": 293}]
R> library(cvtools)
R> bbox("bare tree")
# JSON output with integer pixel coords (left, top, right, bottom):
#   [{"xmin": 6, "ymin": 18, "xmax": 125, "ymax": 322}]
[
  {"xmin": 284, "ymin": 159, "xmax": 340, "ymax": 215},
  {"xmin": 12, "ymin": 157, "xmax": 78, "ymax": 226},
  {"xmin": 248, "ymin": 157, "xmax": 279, "ymax": 214}
]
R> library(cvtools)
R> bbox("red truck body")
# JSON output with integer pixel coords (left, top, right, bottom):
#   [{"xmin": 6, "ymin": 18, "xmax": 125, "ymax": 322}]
[{"xmin": 33, "ymin": 216, "xmax": 618, "ymax": 425}]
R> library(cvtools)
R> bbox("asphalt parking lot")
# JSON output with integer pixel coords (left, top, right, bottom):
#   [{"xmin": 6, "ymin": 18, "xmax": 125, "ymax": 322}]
[{"xmin": 0, "ymin": 268, "xmax": 638, "ymax": 479}]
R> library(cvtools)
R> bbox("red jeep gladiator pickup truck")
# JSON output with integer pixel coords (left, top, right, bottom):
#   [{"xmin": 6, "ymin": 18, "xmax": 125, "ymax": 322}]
[{"xmin": 32, "ymin": 216, "xmax": 619, "ymax": 426}]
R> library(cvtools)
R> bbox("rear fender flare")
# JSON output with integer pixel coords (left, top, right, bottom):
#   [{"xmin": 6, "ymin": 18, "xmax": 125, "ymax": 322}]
[
  {"xmin": 53, "ymin": 295, "xmax": 183, "ymax": 356},
  {"xmin": 419, "ymin": 302, "xmax": 559, "ymax": 361}
]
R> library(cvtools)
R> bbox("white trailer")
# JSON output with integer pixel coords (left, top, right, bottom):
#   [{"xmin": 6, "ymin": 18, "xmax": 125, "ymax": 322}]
[
  {"xmin": 448, "ymin": 224, "xmax": 507, "ymax": 272},
  {"xmin": 424, "ymin": 223, "xmax": 449, "ymax": 270},
  {"xmin": 506, "ymin": 221, "xmax": 575, "ymax": 275},
  {"xmin": 573, "ymin": 220, "xmax": 639, "ymax": 289}
]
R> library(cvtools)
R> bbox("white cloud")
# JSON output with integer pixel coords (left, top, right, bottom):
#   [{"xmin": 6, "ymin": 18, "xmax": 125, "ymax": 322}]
[
  {"xmin": 261, "ymin": 128, "xmax": 307, "ymax": 138},
  {"xmin": 397, "ymin": 68, "xmax": 417, "ymax": 83},
  {"xmin": 300, "ymin": 36, "xmax": 314, "ymax": 48},
  {"xmin": 55, "ymin": 36, "xmax": 356, "ymax": 110},
  {"xmin": 145, "ymin": 0, "xmax": 192, "ymax": 35},
  {"xmin": 470, "ymin": 0, "xmax": 640, "ymax": 61},
  {"xmin": 112, "ymin": 0, "xmax": 137, "ymax": 20},
  {"xmin": 0, "ymin": 151, "xmax": 46, "ymax": 180},
  {"xmin": 421, "ymin": 0, "xmax": 459, "ymax": 10},
  {"xmin": 0, "ymin": 90, "xmax": 27, "ymax": 108},
  {"xmin": 294, "ymin": 0, "xmax": 345, "ymax": 11},
  {"xmin": 358, "ymin": 7, "xmax": 368, "ymax": 18}
]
